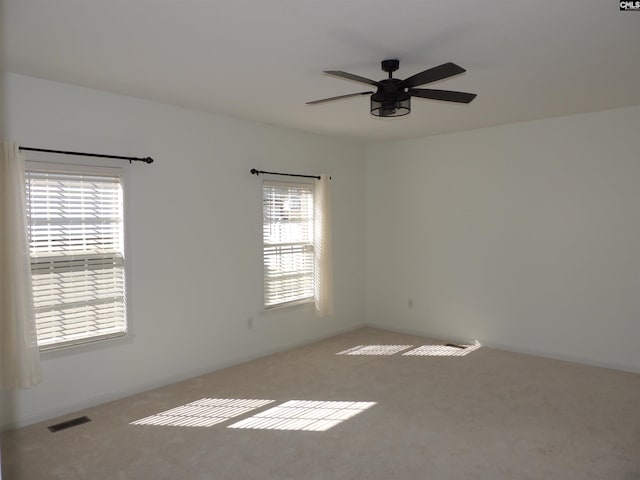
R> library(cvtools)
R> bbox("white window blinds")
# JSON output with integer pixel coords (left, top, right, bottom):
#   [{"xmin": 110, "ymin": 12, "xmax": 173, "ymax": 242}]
[
  {"xmin": 263, "ymin": 181, "xmax": 314, "ymax": 308},
  {"xmin": 25, "ymin": 165, "xmax": 127, "ymax": 350}
]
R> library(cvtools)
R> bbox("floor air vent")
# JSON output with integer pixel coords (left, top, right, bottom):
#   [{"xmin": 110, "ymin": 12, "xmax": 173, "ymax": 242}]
[{"xmin": 48, "ymin": 416, "xmax": 91, "ymax": 432}]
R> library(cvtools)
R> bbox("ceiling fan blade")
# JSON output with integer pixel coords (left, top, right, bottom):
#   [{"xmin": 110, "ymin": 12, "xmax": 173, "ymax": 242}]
[
  {"xmin": 306, "ymin": 91, "xmax": 374, "ymax": 105},
  {"xmin": 409, "ymin": 88, "xmax": 477, "ymax": 104},
  {"xmin": 324, "ymin": 70, "xmax": 382, "ymax": 87},
  {"xmin": 402, "ymin": 62, "xmax": 466, "ymax": 88}
]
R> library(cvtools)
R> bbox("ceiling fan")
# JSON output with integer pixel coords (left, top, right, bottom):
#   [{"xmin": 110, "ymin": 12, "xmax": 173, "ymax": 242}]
[{"xmin": 307, "ymin": 59, "xmax": 476, "ymax": 117}]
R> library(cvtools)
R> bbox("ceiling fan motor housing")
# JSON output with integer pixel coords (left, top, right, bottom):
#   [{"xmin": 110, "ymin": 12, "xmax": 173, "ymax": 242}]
[{"xmin": 371, "ymin": 77, "xmax": 411, "ymax": 117}]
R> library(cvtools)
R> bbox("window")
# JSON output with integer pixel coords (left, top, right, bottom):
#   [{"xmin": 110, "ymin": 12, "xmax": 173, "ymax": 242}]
[
  {"xmin": 262, "ymin": 180, "xmax": 314, "ymax": 308},
  {"xmin": 25, "ymin": 163, "xmax": 127, "ymax": 350}
]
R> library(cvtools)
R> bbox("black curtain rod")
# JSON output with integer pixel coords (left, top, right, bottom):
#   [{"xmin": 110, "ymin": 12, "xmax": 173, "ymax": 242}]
[
  {"xmin": 20, "ymin": 147, "xmax": 154, "ymax": 164},
  {"xmin": 250, "ymin": 168, "xmax": 330, "ymax": 180}
]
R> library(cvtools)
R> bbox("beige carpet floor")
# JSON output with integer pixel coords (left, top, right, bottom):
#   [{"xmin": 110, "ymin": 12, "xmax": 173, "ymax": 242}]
[{"xmin": 2, "ymin": 327, "xmax": 639, "ymax": 479}]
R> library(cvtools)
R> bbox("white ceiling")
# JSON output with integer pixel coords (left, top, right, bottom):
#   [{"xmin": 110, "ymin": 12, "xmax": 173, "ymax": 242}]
[{"xmin": 2, "ymin": 0, "xmax": 639, "ymax": 142}]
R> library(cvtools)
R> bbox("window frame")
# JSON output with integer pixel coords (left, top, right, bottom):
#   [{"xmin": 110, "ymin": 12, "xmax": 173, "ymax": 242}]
[
  {"xmin": 262, "ymin": 178, "xmax": 316, "ymax": 310},
  {"xmin": 25, "ymin": 157, "xmax": 132, "ymax": 352}
]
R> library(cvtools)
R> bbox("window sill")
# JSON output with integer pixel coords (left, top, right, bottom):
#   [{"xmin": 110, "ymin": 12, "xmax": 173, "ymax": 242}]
[
  {"xmin": 263, "ymin": 298, "xmax": 314, "ymax": 312},
  {"xmin": 39, "ymin": 332, "xmax": 133, "ymax": 358}
]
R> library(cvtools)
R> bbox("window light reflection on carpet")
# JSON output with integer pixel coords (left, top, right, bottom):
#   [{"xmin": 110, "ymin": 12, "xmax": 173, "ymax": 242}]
[
  {"xmin": 227, "ymin": 400, "xmax": 376, "ymax": 432},
  {"xmin": 402, "ymin": 342, "xmax": 481, "ymax": 357},
  {"xmin": 130, "ymin": 398, "xmax": 274, "ymax": 427},
  {"xmin": 336, "ymin": 345, "xmax": 413, "ymax": 355}
]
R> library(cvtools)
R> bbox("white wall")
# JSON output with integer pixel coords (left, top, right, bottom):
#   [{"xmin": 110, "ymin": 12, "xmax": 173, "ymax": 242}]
[
  {"xmin": 0, "ymin": 73, "xmax": 366, "ymax": 428},
  {"xmin": 366, "ymin": 106, "xmax": 640, "ymax": 373}
]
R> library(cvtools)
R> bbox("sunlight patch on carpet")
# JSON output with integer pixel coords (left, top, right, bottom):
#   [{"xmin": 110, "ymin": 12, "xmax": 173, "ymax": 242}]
[
  {"xmin": 227, "ymin": 400, "xmax": 376, "ymax": 431},
  {"xmin": 130, "ymin": 398, "xmax": 274, "ymax": 427},
  {"xmin": 402, "ymin": 342, "xmax": 481, "ymax": 357},
  {"xmin": 336, "ymin": 345, "xmax": 413, "ymax": 355}
]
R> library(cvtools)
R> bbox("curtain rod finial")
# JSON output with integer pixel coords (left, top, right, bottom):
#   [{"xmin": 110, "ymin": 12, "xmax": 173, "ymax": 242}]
[{"xmin": 250, "ymin": 168, "xmax": 259, "ymax": 175}]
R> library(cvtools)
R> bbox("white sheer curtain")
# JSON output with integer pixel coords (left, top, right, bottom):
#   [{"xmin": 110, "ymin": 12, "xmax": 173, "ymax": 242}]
[
  {"xmin": 0, "ymin": 141, "xmax": 41, "ymax": 389},
  {"xmin": 314, "ymin": 174, "xmax": 334, "ymax": 317}
]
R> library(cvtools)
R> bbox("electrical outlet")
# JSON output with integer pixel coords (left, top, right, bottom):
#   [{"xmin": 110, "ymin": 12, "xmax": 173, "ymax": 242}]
[
  {"xmin": 247, "ymin": 317, "xmax": 254, "ymax": 329},
  {"xmin": 408, "ymin": 298, "xmax": 413, "ymax": 308}
]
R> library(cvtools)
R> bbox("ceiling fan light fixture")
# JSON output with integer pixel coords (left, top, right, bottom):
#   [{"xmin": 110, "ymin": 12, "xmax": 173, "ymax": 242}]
[
  {"xmin": 309, "ymin": 60, "xmax": 475, "ymax": 116},
  {"xmin": 370, "ymin": 95, "xmax": 411, "ymax": 118}
]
